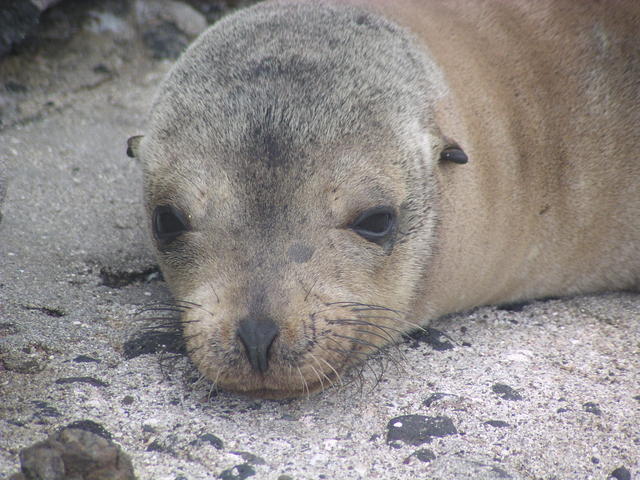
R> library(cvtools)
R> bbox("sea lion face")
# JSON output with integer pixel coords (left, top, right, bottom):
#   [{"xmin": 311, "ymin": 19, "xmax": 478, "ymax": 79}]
[{"xmin": 137, "ymin": 1, "xmax": 445, "ymax": 398}]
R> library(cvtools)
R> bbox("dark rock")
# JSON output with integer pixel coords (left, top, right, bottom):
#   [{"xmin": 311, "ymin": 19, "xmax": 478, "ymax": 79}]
[
  {"xmin": 591, "ymin": 457, "xmax": 600, "ymax": 464},
  {"xmin": 583, "ymin": 402, "xmax": 602, "ymax": 416},
  {"xmin": 1, "ymin": 351, "xmax": 47, "ymax": 374},
  {"xmin": 65, "ymin": 420, "xmax": 112, "ymax": 440},
  {"xmin": 142, "ymin": 424, "xmax": 158, "ymax": 434},
  {"xmin": 123, "ymin": 327, "xmax": 185, "ymax": 358},
  {"xmin": 406, "ymin": 327, "xmax": 454, "ymax": 351},
  {"xmin": 0, "ymin": 322, "xmax": 19, "ymax": 336},
  {"xmin": 55, "ymin": 376, "xmax": 108, "ymax": 387},
  {"xmin": 0, "ymin": 1, "xmax": 40, "ymax": 57},
  {"xmin": 230, "ymin": 451, "xmax": 266, "ymax": 465},
  {"xmin": 142, "ymin": 22, "xmax": 188, "ymax": 59},
  {"xmin": 386, "ymin": 415, "xmax": 458, "ymax": 448},
  {"xmin": 633, "ymin": 395, "xmax": 640, "ymax": 402},
  {"xmin": 484, "ymin": 420, "xmax": 510, "ymax": 428},
  {"xmin": 14, "ymin": 427, "xmax": 135, "ymax": 480},
  {"xmin": 491, "ymin": 384, "xmax": 523, "ymax": 401},
  {"xmin": 609, "ymin": 466, "xmax": 631, "ymax": 480},
  {"xmin": 99, "ymin": 266, "xmax": 160, "ymax": 288},
  {"xmin": 146, "ymin": 439, "xmax": 166, "ymax": 452},
  {"xmin": 121, "ymin": 395, "xmax": 135, "ymax": 405},
  {"xmin": 403, "ymin": 448, "xmax": 436, "ymax": 464},
  {"xmin": 72, "ymin": 355, "xmax": 101, "ymax": 363},
  {"xmin": 218, "ymin": 463, "xmax": 256, "ymax": 480},
  {"xmin": 191, "ymin": 433, "xmax": 224, "ymax": 450},
  {"xmin": 496, "ymin": 301, "xmax": 530, "ymax": 312},
  {"xmin": 22, "ymin": 304, "xmax": 66, "ymax": 317},
  {"xmin": 32, "ymin": 401, "xmax": 61, "ymax": 418},
  {"xmin": 423, "ymin": 392, "xmax": 454, "ymax": 407}
]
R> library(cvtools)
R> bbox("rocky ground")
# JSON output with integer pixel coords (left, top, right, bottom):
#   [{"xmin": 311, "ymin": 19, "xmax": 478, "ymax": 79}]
[{"xmin": 0, "ymin": 1, "xmax": 638, "ymax": 479}]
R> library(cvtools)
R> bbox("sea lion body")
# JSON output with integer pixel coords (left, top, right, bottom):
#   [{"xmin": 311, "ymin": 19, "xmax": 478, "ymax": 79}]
[{"xmin": 134, "ymin": 0, "xmax": 640, "ymax": 398}]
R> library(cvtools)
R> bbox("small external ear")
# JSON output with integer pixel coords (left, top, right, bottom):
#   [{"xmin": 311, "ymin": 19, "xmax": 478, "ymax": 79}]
[
  {"xmin": 126, "ymin": 135, "xmax": 144, "ymax": 158},
  {"xmin": 439, "ymin": 146, "xmax": 468, "ymax": 164}
]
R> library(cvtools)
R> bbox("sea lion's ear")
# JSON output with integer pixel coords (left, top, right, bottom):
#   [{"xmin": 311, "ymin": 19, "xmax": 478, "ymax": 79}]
[
  {"xmin": 439, "ymin": 146, "xmax": 468, "ymax": 164},
  {"xmin": 126, "ymin": 135, "xmax": 143, "ymax": 159}
]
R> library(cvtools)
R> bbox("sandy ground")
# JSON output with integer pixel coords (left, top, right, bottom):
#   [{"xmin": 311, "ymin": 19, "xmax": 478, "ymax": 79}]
[{"xmin": 0, "ymin": 2, "xmax": 639, "ymax": 479}]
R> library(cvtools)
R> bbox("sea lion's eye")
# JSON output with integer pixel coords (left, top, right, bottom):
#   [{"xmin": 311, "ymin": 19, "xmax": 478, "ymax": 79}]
[
  {"xmin": 439, "ymin": 146, "xmax": 468, "ymax": 164},
  {"xmin": 153, "ymin": 205, "xmax": 189, "ymax": 242},
  {"xmin": 351, "ymin": 207, "xmax": 396, "ymax": 243}
]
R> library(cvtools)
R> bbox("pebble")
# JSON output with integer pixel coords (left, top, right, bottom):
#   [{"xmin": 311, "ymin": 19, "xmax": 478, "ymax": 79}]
[{"xmin": 386, "ymin": 414, "xmax": 458, "ymax": 448}]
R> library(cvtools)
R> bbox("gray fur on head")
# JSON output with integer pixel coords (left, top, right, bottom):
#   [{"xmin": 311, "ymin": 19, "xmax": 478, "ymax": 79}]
[{"xmin": 142, "ymin": 0, "xmax": 444, "ymax": 175}]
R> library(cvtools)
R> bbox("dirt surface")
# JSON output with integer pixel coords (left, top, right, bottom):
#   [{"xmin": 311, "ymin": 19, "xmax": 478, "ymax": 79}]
[{"xmin": 1, "ymin": 2, "xmax": 639, "ymax": 479}]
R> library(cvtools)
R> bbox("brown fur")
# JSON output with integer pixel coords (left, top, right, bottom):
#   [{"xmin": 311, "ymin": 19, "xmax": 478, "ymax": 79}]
[{"xmin": 132, "ymin": 0, "xmax": 640, "ymax": 398}]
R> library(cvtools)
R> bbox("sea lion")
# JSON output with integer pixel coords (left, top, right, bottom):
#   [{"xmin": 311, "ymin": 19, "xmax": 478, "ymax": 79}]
[{"xmin": 129, "ymin": 0, "xmax": 640, "ymax": 398}]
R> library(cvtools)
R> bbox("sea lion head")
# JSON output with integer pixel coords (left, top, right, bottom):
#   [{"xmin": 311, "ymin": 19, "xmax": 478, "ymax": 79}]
[{"xmin": 133, "ymin": 1, "xmax": 451, "ymax": 398}]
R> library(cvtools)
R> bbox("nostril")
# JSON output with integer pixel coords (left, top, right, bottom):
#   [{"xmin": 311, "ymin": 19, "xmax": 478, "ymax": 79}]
[{"xmin": 236, "ymin": 317, "xmax": 279, "ymax": 374}]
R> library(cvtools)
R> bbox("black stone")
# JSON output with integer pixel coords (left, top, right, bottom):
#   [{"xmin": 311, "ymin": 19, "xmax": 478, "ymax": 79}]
[
  {"xmin": 230, "ymin": 451, "xmax": 266, "ymax": 465},
  {"xmin": 142, "ymin": 22, "xmax": 188, "ymax": 60},
  {"xmin": 218, "ymin": 463, "xmax": 256, "ymax": 480},
  {"xmin": 491, "ymin": 383, "xmax": 523, "ymax": 401},
  {"xmin": 583, "ymin": 402, "xmax": 602, "ymax": 416},
  {"xmin": 496, "ymin": 301, "xmax": 530, "ymax": 312},
  {"xmin": 403, "ymin": 448, "xmax": 436, "ymax": 464},
  {"xmin": 423, "ymin": 392, "xmax": 453, "ymax": 407},
  {"xmin": 146, "ymin": 440, "xmax": 166, "ymax": 452},
  {"xmin": 406, "ymin": 327, "xmax": 454, "ymax": 351},
  {"xmin": 386, "ymin": 415, "xmax": 458, "ymax": 447},
  {"xmin": 192, "ymin": 433, "xmax": 224, "ymax": 450},
  {"xmin": 123, "ymin": 329, "xmax": 185, "ymax": 358},
  {"xmin": 65, "ymin": 420, "xmax": 112, "ymax": 440},
  {"xmin": 55, "ymin": 376, "xmax": 108, "ymax": 387},
  {"xmin": 0, "ymin": 1, "xmax": 40, "ymax": 57},
  {"xmin": 32, "ymin": 401, "xmax": 61, "ymax": 418},
  {"xmin": 610, "ymin": 466, "xmax": 631, "ymax": 480},
  {"xmin": 99, "ymin": 265, "xmax": 160, "ymax": 288},
  {"xmin": 72, "ymin": 355, "xmax": 100, "ymax": 363},
  {"xmin": 484, "ymin": 420, "xmax": 510, "ymax": 428}
]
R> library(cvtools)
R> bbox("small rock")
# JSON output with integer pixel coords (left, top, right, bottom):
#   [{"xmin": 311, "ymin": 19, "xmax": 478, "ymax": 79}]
[
  {"xmin": 191, "ymin": 433, "xmax": 224, "ymax": 450},
  {"xmin": 1, "ymin": 350, "xmax": 47, "ymax": 374},
  {"xmin": 583, "ymin": 402, "xmax": 602, "ymax": 416},
  {"xmin": 609, "ymin": 466, "xmax": 631, "ymax": 480},
  {"xmin": 491, "ymin": 383, "xmax": 523, "ymax": 401},
  {"xmin": 65, "ymin": 420, "xmax": 112, "ymax": 440},
  {"xmin": 386, "ymin": 415, "xmax": 458, "ymax": 448},
  {"xmin": 406, "ymin": 328, "xmax": 454, "ymax": 351},
  {"xmin": 55, "ymin": 376, "xmax": 109, "ymax": 387},
  {"xmin": 230, "ymin": 451, "xmax": 266, "ymax": 465},
  {"xmin": 218, "ymin": 463, "xmax": 256, "ymax": 480},
  {"xmin": 423, "ymin": 392, "xmax": 454, "ymax": 407},
  {"xmin": 135, "ymin": 0, "xmax": 208, "ymax": 37},
  {"xmin": 403, "ymin": 448, "xmax": 436, "ymax": 464},
  {"xmin": 32, "ymin": 401, "xmax": 62, "ymax": 418},
  {"xmin": 12, "ymin": 427, "xmax": 135, "ymax": 480},
  {"xmin": 72, "ymin": 355, "xmax": 101, "ymax": 363},
  {"xmin": 484, "ymin": 420, "xmax": 510, "ymax": 428}
]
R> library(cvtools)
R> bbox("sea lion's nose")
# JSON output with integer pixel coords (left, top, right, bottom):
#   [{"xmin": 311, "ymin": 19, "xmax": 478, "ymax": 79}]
[{"xmin": 236, "ymin": 316, "xmax": 279, "ymax": 374}]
